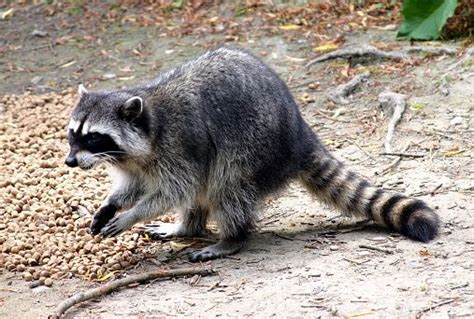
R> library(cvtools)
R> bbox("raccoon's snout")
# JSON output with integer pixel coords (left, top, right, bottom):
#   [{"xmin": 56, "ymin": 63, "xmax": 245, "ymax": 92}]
[{"xmin": 65, "ymin": 155, "xmax": 78, "ymax": 168}]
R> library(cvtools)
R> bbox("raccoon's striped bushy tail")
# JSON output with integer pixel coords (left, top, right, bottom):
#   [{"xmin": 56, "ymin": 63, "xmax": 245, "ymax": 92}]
[{"xmin": 300, "ymin": 153, "xmax": 440, "ymax": 242}]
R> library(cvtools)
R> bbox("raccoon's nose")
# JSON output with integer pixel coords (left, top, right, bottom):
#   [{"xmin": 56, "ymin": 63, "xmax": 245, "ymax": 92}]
[{"xmin": 65, "ymin": 156, "xmax": 78, "ymax": 168}]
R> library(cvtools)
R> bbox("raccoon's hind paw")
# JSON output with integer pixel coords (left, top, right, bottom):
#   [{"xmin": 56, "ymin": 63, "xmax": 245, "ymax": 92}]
[
  {"xmin": 140, "ymin": 223, "xmax": 183, "ymax": 239},
  {"xmin": 188, "ymin": 239, "xmax": 243, "ymax": 262}
]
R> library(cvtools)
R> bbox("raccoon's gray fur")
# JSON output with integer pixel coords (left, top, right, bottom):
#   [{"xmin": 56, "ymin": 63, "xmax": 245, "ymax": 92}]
[{"xmin": 65, "ymin": 46, "xmax": 440, "ymax": 261}]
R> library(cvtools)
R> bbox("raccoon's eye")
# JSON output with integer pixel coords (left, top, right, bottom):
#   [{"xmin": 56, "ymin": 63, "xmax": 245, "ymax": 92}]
[{"xmin": 85, "ymin": 133, "xmax": 101, "ymax": 145}]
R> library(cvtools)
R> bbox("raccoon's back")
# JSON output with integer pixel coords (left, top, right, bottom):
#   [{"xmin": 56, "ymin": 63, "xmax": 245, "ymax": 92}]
[{"xmin": 186, "ymin": 48, "xmax": 317, "ymax": 194}]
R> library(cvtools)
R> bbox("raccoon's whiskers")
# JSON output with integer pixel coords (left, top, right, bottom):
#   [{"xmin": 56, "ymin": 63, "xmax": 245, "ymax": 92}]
[
  {"xmin": 94, "ymin": 151, "xmax": 127, "ymax": 156},
  {"xmin": 98, "ymin": 154, "xmax": 119, "ymax": 165}
]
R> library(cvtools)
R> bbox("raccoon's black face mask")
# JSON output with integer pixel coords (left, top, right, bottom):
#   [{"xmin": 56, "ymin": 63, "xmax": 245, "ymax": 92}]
[
  {"xmin": 65, "ymin": 85, "xmax": 149, "ymax": 170},
  {"xmin": 65, "ymin": 130, "xmax": 124, "ymax": 170}
]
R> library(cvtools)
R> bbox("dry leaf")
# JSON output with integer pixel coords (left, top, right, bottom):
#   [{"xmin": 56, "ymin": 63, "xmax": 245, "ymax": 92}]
[
  {"xmin": 59, "ymin": 60, "xmax": 76, "ymax": 68},
  {"xmin": 347, "ymin": 310, "xmax": 374, "ymax": 318},
  {"xmin": 444, "ymin": 146, "xmax": 465, "ymax": 157},
  {"xmin": 169, "ymin": 241, "xmax": 195, "ymax": 252},
  {"xmin": 313, "ymin": 43, "xmax": 339, "ymax": 52},
  {"xmin": 0, "ymin": 8, "xmax": 14, "ymax": 20},
  {"xmin": 298, "ymin": 93, "xmax": 315, "ymax": 104},
  {"xmin": 285, "ymin": 55, "xmax": 306, "ymax": 62},
  {"xmin": 97, "ymin": 270, "xmax": 119, "ymax": 282},
  {"xmin": 279, "ymin": 24, "xmax": 301, "ymax": 31},
  {"xmin": 419, "ymin": 248, "xmax": 431, "ymax": 257},
  {"xmin": 142, "ymin": 233, "xmax": 151, "ymax": 241}
]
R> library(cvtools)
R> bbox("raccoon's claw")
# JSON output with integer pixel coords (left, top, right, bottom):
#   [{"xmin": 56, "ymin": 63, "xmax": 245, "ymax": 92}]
[
  {"xmin": 100, "ymin": 214, "xmax": 133, "ymax": 237},
  {"xmin": 90, "ymin": 205, "xmax": 117, "ymax": 235},
  {"xmin": 188, "ymin": 249, "xmax": 218, "ymax": 262},
  {"xmin": 91, "ymin": 215, "xmax": 111, "ymax": 235},
  {"xmin": 100, "ymin": 219, "xmax": 122, "ymax": 237},
  {"xmin": 188, "ymin": 240, "xmax": 243, "ymax": 262},
  {"xmin": 140, "ymin": 223, "xmax": 183, "ymax": 239}
]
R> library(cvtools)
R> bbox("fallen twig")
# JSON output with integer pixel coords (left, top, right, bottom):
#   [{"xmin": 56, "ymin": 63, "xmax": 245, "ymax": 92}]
[
  {"xmin": 16, "ymin": 44, "xmax": 52, "ymax": 53},
  {"xmin": 343, "ymin": 258, "xmax": 369, "ymax": 265},
  {"xmin": 358, "ymin": 244, "xmax": 394, "ymax": 255},
  {"xmin": 314, "ymin": 109, "xmax": 350, "ymax": 123},
  {"xmin": 411, "ymin": 183, "xmax": 444, "ymax": 197},
  {"xmin": 450, "ymin": 282, "xmax": 469, "ymax": 290},
  {"xmin": 415, "ymin": 299, "xmax": 457, "ymax": 319},
  {"xmin": 289, "ymin": 79, "xmax": 320, "ymax": 89},
  {"xmin": 423, "ymin": 129, "xmax": 464, "ymax": 142},
  {"xmin": 49, "ymin": 267, "xmax": 217, "ymax": 319},
  {"xmin": 377, "ymin": 143, "xmax": 411, "ymax": 176},
  {"xmin": 380, "ymin": 152, "xmax": 425, "ymax": 158},
  {"xmin": 447, "ymin": 47, "xmax": 474, "ymax": 72},
  {"xmin": 378, "ymin": 90, "xmax": 406, "ymax": 153},
  {"xmin": 306, "ymin": 44, "xmax": 406, "ymax": 67},
  {"xmin": 272, "ymin": 232, "xmax": 296, "ymax": 241},
  {"xmin": 327, "ymin": 71, "xmax": 370, "ymax": 104},
  {"xmin": 436, "ymin": 47, "xmax": 473, "ymax": 95}
]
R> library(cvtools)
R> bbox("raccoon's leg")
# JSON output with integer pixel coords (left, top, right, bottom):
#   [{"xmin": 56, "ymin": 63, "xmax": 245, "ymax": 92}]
[
  {"xmin": 91, "ymin": 174, "xmax": 142, "ymax": 235},
  {"xmin": 143, "ymin": 206, "xmax": 209, "ymax": 239},
  {"xmin": 299, "ymin": 151, "xmax": 440, "ymax": 242},
  {"xmin": 188, "ymin": 190, "xmax": 256, "ymax": 262},
  {"xmin": 100, "ymin": 188, "xmax": 190, "ymax": 237}
]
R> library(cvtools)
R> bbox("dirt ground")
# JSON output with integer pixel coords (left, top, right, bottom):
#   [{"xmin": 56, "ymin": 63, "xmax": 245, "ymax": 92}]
[{"xmin": 1, "ymin": 3, "xmax": 473, "ymax": 319}]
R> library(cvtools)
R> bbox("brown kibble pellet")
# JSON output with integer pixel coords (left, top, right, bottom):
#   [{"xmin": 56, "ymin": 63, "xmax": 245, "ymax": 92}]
[
  {"xmin": 44, "ymin": 278, "xmax": 53, "ymax": 287},
  {"xmin": 23, "ymin": 272, "xmax": 33, "ymax": 281},
  {"xmin": 6, "ymin": 262, "xmax": 15, "ymax": 271},
  {"xmin": 32, "ymin": 272, "xmax": 40, "ymax": 280},
  {"xmin": 16, "ymin": 264, "xmax": 26, "ymax": 272}
]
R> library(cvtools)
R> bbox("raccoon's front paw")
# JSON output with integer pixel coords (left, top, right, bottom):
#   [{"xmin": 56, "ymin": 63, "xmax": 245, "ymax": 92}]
[
  {"xmin": 100, "ymin": 213, "xmax": 135, "ymax": 237},
  {"xmin": 90, "ymin": 205, "xmax": 117, "ymax": 235}
]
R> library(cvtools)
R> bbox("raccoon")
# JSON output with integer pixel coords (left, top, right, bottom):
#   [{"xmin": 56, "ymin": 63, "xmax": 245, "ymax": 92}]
[{"xmin": 65, "ymin": 47, "xmax": 440, "ymax": 262}]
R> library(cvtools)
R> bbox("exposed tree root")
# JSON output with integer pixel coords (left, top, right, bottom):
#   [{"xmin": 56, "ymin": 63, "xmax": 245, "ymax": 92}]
[
  {"xmin": 49, "ymin": 266, "xmax": 217, "ymax": 319},
  {"xmin": 378, "ymin": 90, "xmax": 406, "ymax": 153},
  {"xmin": 439, "ymin": 47, "xmax": 474, "ymax": 95},
  {"xmin": 306, "ymin": 45, "xmax": 406, "ymax": 67},
  {"xmin": 306, "ymin": 44, "xmax": 459, "ymax": 68},
  {"xmin": 401, "ymin": 46, "xmax": 457, "ymax": 56},
  {"xmin": 327, "ymin": 71, "xmax": 370, "ymax": 104}
]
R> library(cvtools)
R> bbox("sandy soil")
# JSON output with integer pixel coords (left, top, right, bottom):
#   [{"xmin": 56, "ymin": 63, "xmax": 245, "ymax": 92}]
[{"xmin": 1, "ymin": 4, "xmax": 473, "ymax": 319}]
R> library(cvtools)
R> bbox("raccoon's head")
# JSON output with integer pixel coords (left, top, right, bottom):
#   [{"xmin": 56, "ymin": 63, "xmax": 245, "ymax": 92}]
[{"xmin": 65, "ymin": 84, "xmax": 151, "ymax": 170}]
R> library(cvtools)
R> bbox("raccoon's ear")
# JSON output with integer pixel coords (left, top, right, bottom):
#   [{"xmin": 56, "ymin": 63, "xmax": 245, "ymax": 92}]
[
  {"xmin": 78, "ymin": 84, "xmax": 88, "ymax": 98},
  {"xmin": 119, "ymin": 96, "xmax": 143, "ymax": 121}
]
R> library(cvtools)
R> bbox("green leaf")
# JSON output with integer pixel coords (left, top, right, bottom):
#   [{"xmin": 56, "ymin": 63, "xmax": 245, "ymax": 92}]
[
  {"xmin": 397, "ymin": 0, "xmax": 458, "ymax": 40},
  {"xmin": 172, "ymin": 0, "xmax": 184, "ymax": 9}
]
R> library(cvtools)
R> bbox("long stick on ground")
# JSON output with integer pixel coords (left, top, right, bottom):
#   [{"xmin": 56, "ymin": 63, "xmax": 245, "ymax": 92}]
[{"xmin": 49, "ymin": 266, "xmax": 217, "ymax": 319}]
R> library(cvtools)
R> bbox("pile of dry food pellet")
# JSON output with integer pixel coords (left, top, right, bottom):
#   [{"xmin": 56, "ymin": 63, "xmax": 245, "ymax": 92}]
[{"xmin": 0, "ymin": 91, "xmax": 171, "ymax": 285}]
